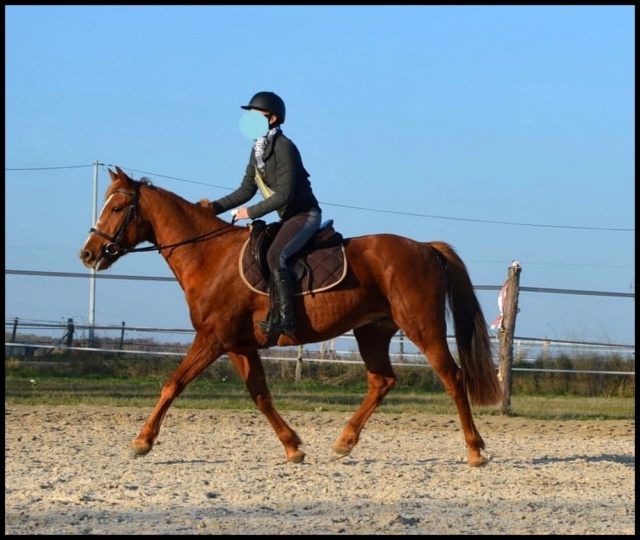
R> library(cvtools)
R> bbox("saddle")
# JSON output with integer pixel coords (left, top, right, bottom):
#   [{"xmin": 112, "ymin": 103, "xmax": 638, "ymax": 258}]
[{"xmin": 239, "ymin": 219, "xmax": 347, "ymax": 296}]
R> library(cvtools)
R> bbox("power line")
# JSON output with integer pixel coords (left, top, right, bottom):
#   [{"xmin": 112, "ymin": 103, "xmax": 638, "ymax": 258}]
[
  {"xmin": 5, "ymin": 164, "xmax": 95, "ymax": 171},
  {"xmin": 318, "ymin": 202, "xmax": 634, "ymax": 232},
  {"xmin": 5, "ymin": 163, "xmax": 634, "ymax": 232}
]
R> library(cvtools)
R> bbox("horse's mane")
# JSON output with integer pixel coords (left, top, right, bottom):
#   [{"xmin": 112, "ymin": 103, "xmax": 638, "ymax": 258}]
[
  {"xmin": 132, "ymin": 176, "xmax": 220, "ymax": 212},
  {"xmin": 138, "ymin": 176, "xmax": 187, "ymax": 205}
]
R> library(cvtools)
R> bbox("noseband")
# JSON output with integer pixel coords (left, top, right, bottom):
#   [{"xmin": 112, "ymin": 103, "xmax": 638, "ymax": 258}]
[{"xmin": 89, "ymin": 187, "xmax": 139, "ymax": 257}]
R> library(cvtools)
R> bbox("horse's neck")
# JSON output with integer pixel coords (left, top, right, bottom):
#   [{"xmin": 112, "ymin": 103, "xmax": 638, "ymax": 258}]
[
  {"xmin": 143, "ymin": 187, "xmax": 235, "ymax": 273},
  {"xmin": 144, "ymin": 188, "xmax": 215, "ymax": 237}
]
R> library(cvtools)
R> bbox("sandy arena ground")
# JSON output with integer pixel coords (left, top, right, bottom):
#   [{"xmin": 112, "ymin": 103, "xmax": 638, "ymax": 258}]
[{"xmin": 4, "ymin": 404, "xmax": 635, "ymax": 535}]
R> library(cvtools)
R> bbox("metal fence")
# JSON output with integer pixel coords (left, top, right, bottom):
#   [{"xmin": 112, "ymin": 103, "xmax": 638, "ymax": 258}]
[
  {"xmin": 5, "ymin": 317, "xmax": 635, "ymax": 376},
  {"xmin": 5, "ymin": 267, "xmax": 635, "ymax": 377}
]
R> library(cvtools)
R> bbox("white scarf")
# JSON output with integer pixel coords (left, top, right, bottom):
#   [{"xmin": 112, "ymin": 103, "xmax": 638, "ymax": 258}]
[{"xmin": 254, "ymin": 126, "xmax": 281, "ymax": 171}]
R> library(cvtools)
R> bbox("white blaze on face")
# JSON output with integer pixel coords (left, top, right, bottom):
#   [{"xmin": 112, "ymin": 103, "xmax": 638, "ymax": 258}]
[{"xmin": 81, "ymin": 193, "xmax": 117, "ymax": 249}]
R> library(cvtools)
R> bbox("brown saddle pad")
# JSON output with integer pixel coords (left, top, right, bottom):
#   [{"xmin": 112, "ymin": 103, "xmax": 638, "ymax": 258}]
[{"xmin": 239, "ymin": 231, "xmax": 348, "ymax": 296}]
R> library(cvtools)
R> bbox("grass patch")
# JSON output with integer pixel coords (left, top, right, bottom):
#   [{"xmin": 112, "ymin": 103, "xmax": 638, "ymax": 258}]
[{"xmin": 4, "ymin": 373, "xmax": 634, "ymax": 420}]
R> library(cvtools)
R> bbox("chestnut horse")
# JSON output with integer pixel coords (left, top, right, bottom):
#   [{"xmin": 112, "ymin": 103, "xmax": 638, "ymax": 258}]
[{"xmin": 79, "ymin": 166, "xmax": 502, "ymax": 467}]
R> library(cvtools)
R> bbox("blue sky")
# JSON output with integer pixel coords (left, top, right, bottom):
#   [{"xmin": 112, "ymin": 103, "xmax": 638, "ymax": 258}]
[{"xmin": 5, "ymin": 5, "xmax": 635, "ymax": 346}]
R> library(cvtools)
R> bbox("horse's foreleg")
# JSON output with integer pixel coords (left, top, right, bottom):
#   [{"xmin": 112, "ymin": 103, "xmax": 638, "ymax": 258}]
[
  {"xmin": 332, "ymin": 325, "xmax": 397, "ymax": 461},
  {"xmin": 132, "ymin": 334, "xmax": 221, "ymax": 455},
  {"xmin": 228, "ymin": 351, "xmax": 305, "ymax": 463}
]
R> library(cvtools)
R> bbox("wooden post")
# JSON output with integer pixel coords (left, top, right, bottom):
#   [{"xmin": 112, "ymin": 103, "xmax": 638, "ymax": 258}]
[
  {"xmin": 295, "ymin": 345, "xmax": 303, "ymax": 383},
  {"xmin": 119, "ymin": 321, "xmax": 126, "ymax": 350},
  {"xmin": 498, "ymin": 262, "xmax": 522, "ymax": 415},
  {"xmin": 65, "ymin": 318, "xmax": 75, "ymax": 348},
  {"xmin": 11, "ymin": 317, "xmax": 18, "ymax": 343}
]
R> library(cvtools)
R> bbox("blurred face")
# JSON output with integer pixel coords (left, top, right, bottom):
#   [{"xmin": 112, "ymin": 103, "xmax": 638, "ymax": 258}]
[
  {"xmin": 239, "ymin": 108, "xmax": 278, "ymax": 140},
  {"xmin": 240, "ymin": 109, "xmax": 270, "ymax": 139}
]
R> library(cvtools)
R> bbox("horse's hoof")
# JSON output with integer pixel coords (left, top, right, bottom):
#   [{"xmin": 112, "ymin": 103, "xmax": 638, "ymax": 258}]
[
  {"xmin": 286, "ymin": 450, "xmax": 305, "ymax": 464},
  {"xmin": 468, "ymin": 454, "xmax": 490, "ymax": 467},
  {"xmin": 131, "ymin": 439, "xmax": 152, "ymax": 455},
  {"xmin": 330, "ymin": 445, "xmax": 352, "ymax": 461}
]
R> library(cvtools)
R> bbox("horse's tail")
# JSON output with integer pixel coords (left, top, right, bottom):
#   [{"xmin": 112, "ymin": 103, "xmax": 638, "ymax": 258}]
[{"xmin": 430, "ymin": 241, "xmax": 503, "ymax": 406}]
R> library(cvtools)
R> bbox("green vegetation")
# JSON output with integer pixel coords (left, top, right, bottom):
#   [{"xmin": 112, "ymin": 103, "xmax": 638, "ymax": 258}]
[{"xmin": 4, "ymin": 350, "xmax": 635, "ymax": 420}]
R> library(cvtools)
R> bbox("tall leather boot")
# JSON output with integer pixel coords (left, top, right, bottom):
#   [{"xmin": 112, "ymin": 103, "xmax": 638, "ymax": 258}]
[
  {"xmin": 258, "ymin": 273, "xmax": 281, "ymax": 336},
  {"xmin": 258, "ymin": 267, "xmax": 296, "ymax": 337}
]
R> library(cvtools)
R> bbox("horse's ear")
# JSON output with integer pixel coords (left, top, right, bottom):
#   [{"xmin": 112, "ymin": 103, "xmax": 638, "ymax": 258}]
[{"xmin": 111, "ymin": 166, "xmax": 132, "ymax": 183}]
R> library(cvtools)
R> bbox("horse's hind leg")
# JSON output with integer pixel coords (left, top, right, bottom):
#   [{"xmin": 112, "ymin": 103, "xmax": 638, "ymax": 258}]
[
  {"xmin": 331, "ymin": 324, "xmax": 397, "ymax": 461},
  {"xmin": 228, "ymin": 350, "xmax": 305, "ymax": 463},
  {"xmin": 413, "ymin": 333, "xmax": 488, "ymax": 467},
  {"xmin": 132, "ymin": 333, "xmax": 222, "ymax": 455}
]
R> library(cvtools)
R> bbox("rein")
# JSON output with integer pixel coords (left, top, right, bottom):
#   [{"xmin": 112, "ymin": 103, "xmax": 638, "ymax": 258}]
[
  {"xmin": 90, "ymin": 186, "xmax": 235, "ymax": 257},
  {"xmin": 122, "ymin": 226, "xmax": 235, "ymax": 254}
]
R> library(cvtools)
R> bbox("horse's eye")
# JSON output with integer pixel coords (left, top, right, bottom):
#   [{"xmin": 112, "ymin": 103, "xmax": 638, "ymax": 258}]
[{"xmin": 112, "ymin": 206, "xmax": 122, "ymax": 213}]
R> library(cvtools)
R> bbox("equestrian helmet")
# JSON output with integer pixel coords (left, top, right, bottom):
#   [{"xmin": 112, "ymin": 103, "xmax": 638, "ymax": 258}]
[{"xmin": 241, "ymin": 91, "xmax": 286, "ymax": 124}]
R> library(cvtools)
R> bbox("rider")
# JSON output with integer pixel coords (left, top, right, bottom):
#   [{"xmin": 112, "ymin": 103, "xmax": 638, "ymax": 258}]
[{"xmin": 207, "ymin": 91, "xmax": 322, "ymax": 338}]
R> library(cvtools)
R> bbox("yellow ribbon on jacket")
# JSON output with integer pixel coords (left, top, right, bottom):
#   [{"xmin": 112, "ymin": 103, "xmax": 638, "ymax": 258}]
[{"xmin": 254, "ymin": 167, "xmax": 274, "ymax": 199}]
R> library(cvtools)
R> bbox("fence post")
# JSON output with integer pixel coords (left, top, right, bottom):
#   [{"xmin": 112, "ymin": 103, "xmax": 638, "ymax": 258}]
[
  {"xmin": 119, "ymin": 321, "xmax": 126, "ymax": 350},
  {"xmin": 11, "ymin": 317, "xmax": 19, "ymax": 342},
  {"xmin": 295, "ymin": 345, "xmax": 303, "ymax": 383},
  {"xmin": 498, "ymin": 261, "xmax": 522, "ymax": 414},
  {"xmin": 542, "ymin": 339, "xmax": 549, "ymax": 360},
  {"xmin": 65, "ymin": 318, "xmax": 75, "ymax": 348}
]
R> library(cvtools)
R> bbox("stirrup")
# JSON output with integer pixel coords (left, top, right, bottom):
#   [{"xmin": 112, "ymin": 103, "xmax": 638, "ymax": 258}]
[
  {"xmin": 257, "ymin": 308, "xmax": 281, "ymax": 336},
  {"xmin": 257, "ymin": 318, "xmax": 294, "ymax": 337},
  {"xmin": 257, "ymin": 318, "xmax": 274, "ymax": 333}
]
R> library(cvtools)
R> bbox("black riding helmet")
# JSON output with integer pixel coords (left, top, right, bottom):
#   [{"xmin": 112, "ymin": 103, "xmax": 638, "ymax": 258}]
[{"xmin": 241, "ymin": 91, "xmax": 286, "ymax": 124}]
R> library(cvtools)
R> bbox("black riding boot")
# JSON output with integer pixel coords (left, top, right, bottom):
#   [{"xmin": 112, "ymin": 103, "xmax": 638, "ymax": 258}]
[{"xmin": 258, "ymin": 267, "xmax": 296, "ymax": 337}]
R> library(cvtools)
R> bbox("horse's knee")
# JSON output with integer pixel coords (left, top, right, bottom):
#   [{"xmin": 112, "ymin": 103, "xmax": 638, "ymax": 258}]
[
  {"xmin": 367, "ymin": 372, "xmax": 396, "ymax": 395},
  {"xmin": 160, "ymin": 379, "xmax": 183, "ymax": 400},
  {"xmin": 384, "ymin": 376, "xmax": 397, "ymax": 393},
  {"xmin": 254, "ymin": 393, "xmax": 273, "ymax": 413}
]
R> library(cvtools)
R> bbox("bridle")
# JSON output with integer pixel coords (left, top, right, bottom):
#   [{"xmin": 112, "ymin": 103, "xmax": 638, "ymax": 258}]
[
  {"xmin": 89, "ymin": 184, "xmax": 235, "ymax": 258},
  {"xmin": 89, "ymin": 187, "xmax": 139, "ymax": 258}
]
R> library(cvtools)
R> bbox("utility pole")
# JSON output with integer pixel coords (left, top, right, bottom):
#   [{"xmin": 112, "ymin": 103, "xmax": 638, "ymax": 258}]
[{"xmin": 88, "ymin": 160, "xmax": 99, "ymax": 344}]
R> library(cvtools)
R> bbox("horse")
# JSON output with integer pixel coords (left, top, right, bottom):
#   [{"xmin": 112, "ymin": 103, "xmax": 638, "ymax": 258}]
[{"xmin": 79, "ymin": 166, "xmax": 503, "ymax": 467}]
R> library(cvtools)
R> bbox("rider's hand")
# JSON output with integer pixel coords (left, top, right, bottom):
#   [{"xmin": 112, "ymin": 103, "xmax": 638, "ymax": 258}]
[{"xmin": 233, "ymin": 207, "xmax": 250, "ymax": 221}]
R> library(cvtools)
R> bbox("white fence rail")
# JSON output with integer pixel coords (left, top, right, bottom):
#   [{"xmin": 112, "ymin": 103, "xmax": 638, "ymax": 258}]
[{"xmin": 5, "ymin": 319, "xmax": 635, "ymax": 377}]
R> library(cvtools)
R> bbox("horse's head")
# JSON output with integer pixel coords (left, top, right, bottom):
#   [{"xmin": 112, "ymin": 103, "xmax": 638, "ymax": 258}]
[{"xmin": 78, "ymin": 166, "xmax": 151, "ymax": 271}]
